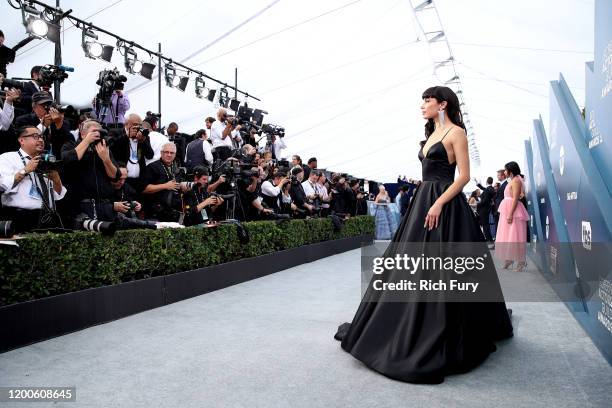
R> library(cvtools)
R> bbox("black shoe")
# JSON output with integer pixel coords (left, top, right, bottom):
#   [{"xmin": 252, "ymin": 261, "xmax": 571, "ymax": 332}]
[{"xmin": 507, "ymin": 308, "xmax": 513, "ymax": 318}]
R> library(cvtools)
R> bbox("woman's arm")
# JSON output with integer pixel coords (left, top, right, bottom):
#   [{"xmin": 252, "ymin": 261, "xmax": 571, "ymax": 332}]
[{"xmin": 508, "ymin": 178, "xmax": 520, "ymax": 223}]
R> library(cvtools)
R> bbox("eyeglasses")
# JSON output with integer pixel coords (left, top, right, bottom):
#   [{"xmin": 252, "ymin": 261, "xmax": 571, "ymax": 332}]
[
  {"xmin": 21, "ymin": 133, "xmax": 43, "ymax": 140},
  {"xmin": 161, "ymin": 150, "xmax": 176, "ymax": 154}
]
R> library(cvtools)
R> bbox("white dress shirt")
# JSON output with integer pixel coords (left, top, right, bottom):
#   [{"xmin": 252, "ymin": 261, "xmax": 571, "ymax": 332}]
[
  {"xmin": 302, "ymin": 179, "xmax": 317, "ymax": 198},
  {"xmin": 146, "ymin": 131, "xmax": 170, "ymax": 166},
  {"xmin": 273, "ymin": 137, "xmax": 287, "ymax": 160},
  {"xmin": 127, "ymin": 138, "xmax": 140, "ymax": 178},
  {"xmin": 0, "ymin": 149, "xmax": 66, "ymax": 209},
  {"xmin": 0, "ymin": 101, "xmax": 15, "ymax": 131},
  {"xmin": 261, "ymin": 180, "xmax": 281, "ymax": 197},
  {"xmin": 202, "ymin": 139, "xmax": 214, "ymax": 164},
  {"xmin": 210, "ymin": 120, "xmax": 233, "ymax": 150}
]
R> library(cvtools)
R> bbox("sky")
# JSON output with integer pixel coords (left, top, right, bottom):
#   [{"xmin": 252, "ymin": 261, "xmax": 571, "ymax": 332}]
[{"xmin": 0, "ymin": 0, "xmax": 594, "ymax": 188}]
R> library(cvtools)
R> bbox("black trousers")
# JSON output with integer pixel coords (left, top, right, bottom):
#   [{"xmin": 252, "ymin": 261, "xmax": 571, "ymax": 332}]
[{"xmin": 478, "ymin": 207, "xmax": 494, "ymax": 242}]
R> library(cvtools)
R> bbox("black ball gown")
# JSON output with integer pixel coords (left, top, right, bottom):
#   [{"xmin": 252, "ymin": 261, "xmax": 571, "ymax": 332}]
[{"xmin": 335, "ymin": 137, "xmax": 513, "ymax": 384}]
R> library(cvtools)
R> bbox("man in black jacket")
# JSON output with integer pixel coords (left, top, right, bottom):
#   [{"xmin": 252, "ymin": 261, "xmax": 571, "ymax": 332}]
[
  {"xmin": 109, "ymin": 113, "xmax": 154, "ymax": 193},
  {"xmin": 477, "ymin": 176, "xmax": 495, "ymax": 242},
  {"xmin": 14, "ymin": 91, "xmax": 72, "ymax": 158},
  {"xmin": 60, "ymin": 119, "xmax": 121, "ymax": 222},
  {"xmin": 493, "ymin": 169, "xmax": 508, "ymax": 236}
]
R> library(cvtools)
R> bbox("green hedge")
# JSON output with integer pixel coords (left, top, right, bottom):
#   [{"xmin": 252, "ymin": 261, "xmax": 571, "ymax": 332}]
[{"xmin": 0, "ymin": 216, "xmax": 374, "ymax": 306}]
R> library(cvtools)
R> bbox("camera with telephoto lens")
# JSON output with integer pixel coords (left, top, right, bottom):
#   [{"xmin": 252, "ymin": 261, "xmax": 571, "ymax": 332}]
[
  {"xmin": 0, "ymin": 220, "xmax": 15, "ymax": 238},
  {"xmin": 0, "ymin": 78, "xmax": 25, "ymax": 97},
  {"xmin": 39, "ymin": 64, "xmax": 70, "ymax": 87},
  {"xmin": 74, "ymin": 214, "xmax": 116, "ymax": 235}
]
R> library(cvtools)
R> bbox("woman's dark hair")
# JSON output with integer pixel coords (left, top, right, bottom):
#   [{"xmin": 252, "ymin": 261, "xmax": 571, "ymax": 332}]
[
  {"xmin": 504, "ymin": 161, "xmax": 521, "ymax": 177},
  {"xmin": 470, "ymin": 190, "xmax": 479, "ymax": 198},
  {"xmin": 421, "ymin": 86, "xmax": 466, "ymax": 139}
]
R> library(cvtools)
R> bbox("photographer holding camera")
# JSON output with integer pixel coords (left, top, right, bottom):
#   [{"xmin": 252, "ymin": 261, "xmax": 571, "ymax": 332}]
[
  {"xmin": 182, "ymin": 166, "xmax": 224, "ymax": 226},
  {"xmin": 235, "ymin": 165, "xmax": 273, "ymax": 220},
  {"xmin": 110, "ymin": 163, "xmax": 142, "ymax": 215},
  {"xmin": 348, "ymin": 179, "xmax": 368, "ymax": 216},
  {"xmin": 92, "ymin": 83, "xmax": 130, "ymax": 127},
  {"xmin": 142, "ymin": 142, "xmax": 191, "ymax": 222},
  {"xmin": 141, "ymin": 117, "xmax": 169, "ymax": 165},
  {"xmin": 14, "ymin": 91, "xmax": 72, "ymax": 158},
  {"xmin": 288, "ymin": 166, "xmax": 315, "ymax": 215},
  {"xmin": 185, "ymin": 129, "xmax": 213, "ymax": 173},
  {"xmin": 0, "ymin": 125, "xmax": 66, "ymax": 232},
  {"xmin": 330, "ymin": 175, "xmax": 351, "ymax": 216},
  {"xmin": 0, "ymin": 75, "xmax": 20, "ymax": 131},
  {"xmin": 210, "ymin": 108, "xmax": 242, "ymax": 161},
  {"xmin": 61, "ymin": 119, "xmax": 121, "ymax": 222},
  {"xmin": 110, "ymin": 113, "xmax": 154, "ymax": 193},
  {"xmin": 261, "ymin": 170, "xmax": 290, "ymax": 213}
]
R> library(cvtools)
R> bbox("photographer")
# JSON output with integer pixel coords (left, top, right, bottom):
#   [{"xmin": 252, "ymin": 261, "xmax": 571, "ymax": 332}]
[
  {"xmin": 316, "ymin": 172, "xmax": 331, "ymax": 216},
  {"xmin": 348, "ymin": 179, "xmax": 367, "ymax": 216},
  {"xmin": 61, "ymin": 119, "xmax": 121, "ymax": 222},
  {"xmin": 0, "ymin": 77, "xmax": 20, "ymax": 130},
  {"xmin": 288, "ymin": 166, "xmax": 315, "ymax": 215},
  {"xmin": 110, "ymin": 113, "xmax": 154, "ymax": 193},
  {"xmin": 301, "ymin": 170, "xmax": 320, "ymax": 204},
  {"xmin": 182, "ymin": 166, "xmax": 224, "ymax": 226},
  {"xmin": 0, "ymin": 126, "xmax": 66, "ymax": 232},
  {"xmin": 236, "ymin": 165, "xmax": 273, "ymax": 220},
  {"xmin": 330, "ymin": 175, "xmax": 351, "ymax": 216},
  {"xmin": 142, "ymin": 142, "xmax": 190, "ymax": 222},
  {"xmin": 14, "ymin": 91, "xmax": 72, "ymax": 158},
  {"xmin": 141, "ymin": 117, "xmax": 169, "ymax": 165},
  {"xmin": 240, "ymin": 144, "xmax": 257, "ymax": 164},
  {"xmin": 110, "ymin": 163, "xmax": 142, "ymax": 216},
  {"xmin": 261, "ymin": 171, "xmax": 290, "ymax": 213},
  {"xmin": 185, "ymin": 128, "xmax": 213, "ymax": 173},
  {"xmin": 210, "ymin": 108, "xmax": 242, "ymax": 161},
  {"xmin": 92, "ymin": 84, "xmax": 130, "ymax": 126},
  {"xmin": 15, "ymin": 66, "xmax": 44, "ymax": 116}
]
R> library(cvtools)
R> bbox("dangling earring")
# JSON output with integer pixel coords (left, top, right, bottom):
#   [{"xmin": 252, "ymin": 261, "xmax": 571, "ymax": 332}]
[{"xmin": 438, "ymin": 109, "xmax": 445, "ymax": 128}]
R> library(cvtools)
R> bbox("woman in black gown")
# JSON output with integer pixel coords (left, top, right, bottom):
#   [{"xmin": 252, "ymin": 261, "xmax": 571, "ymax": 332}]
[{"xmin": 335, "ymin": 86, "xmax": 513, "ymax": 384}]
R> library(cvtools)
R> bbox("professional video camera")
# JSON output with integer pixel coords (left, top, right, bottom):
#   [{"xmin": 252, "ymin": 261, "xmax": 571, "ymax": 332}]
[
  {"xmin": 39, "ymin": 64, "xmax": 72, "ymax": 87},
  {"xmin": 214, "ymin": 158, "xmax": 258, "ymax": 185},
  {"xmin": 261, "ymin": 124, "xmax": 285, "ymax": 138},
  {"xmin": 95, "ymin": 68, "xmax": 127, "ymax": 108}
]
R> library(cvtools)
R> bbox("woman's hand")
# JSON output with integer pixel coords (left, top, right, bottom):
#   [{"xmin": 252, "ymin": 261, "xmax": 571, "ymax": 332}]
[
  {"xmin": 507, "ymin": 215, "xmax": 513, "ymax": 224},
  {"xmin": 424, "ymin": 201, "xmax": 443, "ymax": 230}
]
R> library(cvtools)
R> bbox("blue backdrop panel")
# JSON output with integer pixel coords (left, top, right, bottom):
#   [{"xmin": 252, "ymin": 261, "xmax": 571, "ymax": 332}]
[{"xmin": 585, "ymin": 0, "xmax": 612, "ymax": 195}]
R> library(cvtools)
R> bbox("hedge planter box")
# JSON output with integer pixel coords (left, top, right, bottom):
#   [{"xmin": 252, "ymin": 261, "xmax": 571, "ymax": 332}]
[{"xmin": 0, "ymin": 217, "xmax": 374, "ymax": 352}]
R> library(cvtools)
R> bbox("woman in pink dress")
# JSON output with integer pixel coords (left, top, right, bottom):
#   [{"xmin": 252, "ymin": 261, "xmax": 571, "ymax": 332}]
[{"xmin": 495, "ymin": 161, "xmax": 529, "ymax": 271}]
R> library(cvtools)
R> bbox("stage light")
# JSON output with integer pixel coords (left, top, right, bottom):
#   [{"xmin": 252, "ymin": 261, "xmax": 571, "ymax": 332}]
[
  {"xmin": 165, "ymin": 65, "xmax": 189, "ymax": 91},
  {"xmin": 82, "ymin": 28, "xmax": 113, "ymax": 62},
  {"xmin": 195, "ymin": 76, "xmax": 206, "ymax": 98},
  {"xmin": 20, "ymin": 5, "xmax": 60, "ymax": 43},
  {"xmin": 207, "ymin": 89, "xmax": 217, "ymax": 102},
  {"xmin": 30, "ymin": 18, "xmax": 49, "ymax": 37},
  {"xmin": 124, "ymin": 47, "xmax": 143, "ymax": 74},
  {"xmin": 218, "ymin": 87, "xmax": 229, "ymax": 108}
]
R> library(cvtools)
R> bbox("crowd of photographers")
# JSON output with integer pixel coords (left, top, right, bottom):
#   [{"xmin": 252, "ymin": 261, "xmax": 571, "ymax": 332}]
[{"xmin": 0, "ymin": 62, "xmax": 369, "ymax": 237}]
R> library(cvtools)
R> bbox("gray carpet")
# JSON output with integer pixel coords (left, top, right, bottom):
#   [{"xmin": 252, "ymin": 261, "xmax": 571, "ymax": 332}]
[{"xmin": 0, "ymin": 248, "xmax": 610, "ymax": 408}]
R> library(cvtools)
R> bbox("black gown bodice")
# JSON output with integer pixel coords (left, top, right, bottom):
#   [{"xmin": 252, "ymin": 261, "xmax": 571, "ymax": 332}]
[{"xmin": 419, "ymin": 141, "xmax": 456, "ymax": 183}]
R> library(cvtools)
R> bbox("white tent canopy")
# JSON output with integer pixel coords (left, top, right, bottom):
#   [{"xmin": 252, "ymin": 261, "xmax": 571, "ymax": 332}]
[{"xmin": 1, "ymin": 0, "xmax": 593, "ymax": 184}]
